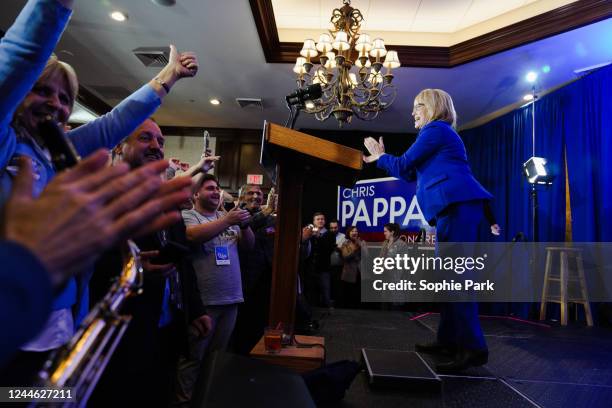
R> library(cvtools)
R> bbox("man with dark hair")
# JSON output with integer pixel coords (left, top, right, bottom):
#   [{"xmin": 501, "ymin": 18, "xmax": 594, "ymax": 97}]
[
  {"xmin": 233, "ymin": 184, "xmax": 276, "ymax": 354},
  {"xmin": 177, "ymin": 174, "xmax": 254, "ymax": 404},
  {"xmin": 302, "ymin": 212, "xmax": 337, "ymax": 308}
]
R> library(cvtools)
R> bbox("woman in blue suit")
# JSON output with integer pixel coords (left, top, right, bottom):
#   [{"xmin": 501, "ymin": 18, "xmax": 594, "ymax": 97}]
[{"xmin": 363, "ymin": 89, "xmax": 491, "ymax": 372}]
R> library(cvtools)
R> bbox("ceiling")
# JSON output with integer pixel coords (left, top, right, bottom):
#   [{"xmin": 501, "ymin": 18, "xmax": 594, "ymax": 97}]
[
  {"xmin": 273, "ymin": 0, "xmax": 574, "ymax": 46},
  {"xmin": 1, "ymin": 0, "xmax": 611, "ymax": 134}
]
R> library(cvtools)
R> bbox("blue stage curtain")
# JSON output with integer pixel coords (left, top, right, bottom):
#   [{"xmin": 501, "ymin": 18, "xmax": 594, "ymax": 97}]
[
  {"xmin": 458, "ymin": 64, "xmax": 612, "ymax": 321},
  {"xmin": 461, "ymin": 63, "xmax": 612, "ymax": 242},
  {"xmin": 562, "ymin": 65, "xmax": 612, "ymax": 242},
  {"xmin": 460, "ymin": 101, "xmax": 565, "ymax": 243}
]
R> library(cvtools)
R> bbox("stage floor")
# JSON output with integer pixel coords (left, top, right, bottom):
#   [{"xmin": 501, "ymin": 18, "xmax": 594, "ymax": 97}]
[{"xmin": 314, "ymin": 308, "xmax": 612, "ymax": 408}]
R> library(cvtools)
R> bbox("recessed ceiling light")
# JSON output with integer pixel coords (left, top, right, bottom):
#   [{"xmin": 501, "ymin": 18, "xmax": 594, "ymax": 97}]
[
  {"xmin": 210, "ymin": 98, "xmax": 221, "ymax": 105},
  {"xmin": 110, "ymin": 11, "xmax": 128, "ymax": 22},
  {"xmin": 523, "ymin": 94, "xmax": 534, "ymax": 101},
  {"xmin": 151, "ymin": 0, "xmax": 176, "ymax": 6}
]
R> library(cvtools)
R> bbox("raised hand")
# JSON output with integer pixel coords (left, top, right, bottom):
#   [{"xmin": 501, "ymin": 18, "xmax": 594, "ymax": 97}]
[
  {"xmin": 490, "ymin": 224, "xmax": 501, "ymax": 236},
  {"xmin": 170, "ymin": 44, "xmax": 198, "ymax": 79},
  {"xmin": 197, "ymin": 155, "xmax": 220, "ymax": 173},
  {"xmin": 151, "ymin": 45, "xmax": 199, "ymax": 96},
  {"xmin": 301, "ymin": 226, "xmax": 313, "ymax": 242},
  {"xmin": 1, "ymin": 151, "xmax": 191, "ymax": 286},
  {"xmin": 363, "ymin": 136, "xmax": 385, "ymax": 163}
]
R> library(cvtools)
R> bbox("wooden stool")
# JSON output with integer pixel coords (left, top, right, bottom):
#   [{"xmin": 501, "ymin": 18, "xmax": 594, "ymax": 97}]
[
  {"xmin": 539, "ymin": 247, "xmax": 593, "ymax": 326},
  {"xmin": 250, "ymin": 335, "xmax": 325, "ymax": 373}
]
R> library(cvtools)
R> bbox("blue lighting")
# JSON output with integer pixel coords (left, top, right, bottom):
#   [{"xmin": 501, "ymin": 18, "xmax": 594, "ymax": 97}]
[{"xmin": 542, "ymin": 65, "xmax": 551, "ymax": 73}]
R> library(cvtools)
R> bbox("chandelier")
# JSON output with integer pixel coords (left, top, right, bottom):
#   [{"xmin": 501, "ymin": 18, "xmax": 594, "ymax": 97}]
[{"xmin": 292, "ymin": 0, "xmax": 400, "ymax": 127}]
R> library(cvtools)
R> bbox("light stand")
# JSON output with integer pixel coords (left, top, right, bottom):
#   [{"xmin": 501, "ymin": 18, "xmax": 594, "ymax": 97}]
[
  {"xmin": 523, "ymin": 78, "xmax": 554, "ymax": 242},
  {"xmin": 530, "ymin": 83, "xmax": 538, "ymax": 243}
]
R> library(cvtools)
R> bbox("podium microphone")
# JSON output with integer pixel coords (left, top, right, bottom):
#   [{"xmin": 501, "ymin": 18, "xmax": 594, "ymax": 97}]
[
  {"xmin": 285, "ymin": 84, "xmax": 322, "ymax": 129},
  {"xmin": 285, "ymin": 83, "xmax": 322, "ymax": 107}
]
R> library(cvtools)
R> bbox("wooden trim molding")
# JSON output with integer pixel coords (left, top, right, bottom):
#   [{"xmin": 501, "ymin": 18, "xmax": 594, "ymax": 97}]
[{"xmin": 250, "ymin": 0, "xmax": 612, "ymax": 68}]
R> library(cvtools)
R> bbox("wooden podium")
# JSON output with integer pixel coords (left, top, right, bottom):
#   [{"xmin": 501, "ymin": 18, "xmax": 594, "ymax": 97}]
[{"xmin": 260, "ymin": 122, "xmax": 362, "ymax": 327}]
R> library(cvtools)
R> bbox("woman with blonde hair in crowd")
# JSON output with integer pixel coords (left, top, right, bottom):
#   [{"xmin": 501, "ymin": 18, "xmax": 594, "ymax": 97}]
[{"xmin": 363, "ymin": 88, "xmax": 492, "ymax": 372}]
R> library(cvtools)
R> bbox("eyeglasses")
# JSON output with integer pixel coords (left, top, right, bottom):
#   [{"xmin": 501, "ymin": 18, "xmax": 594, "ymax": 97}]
[{"xmin": 413, "ymin": 103, "xmax": 425, "ymax": 110}]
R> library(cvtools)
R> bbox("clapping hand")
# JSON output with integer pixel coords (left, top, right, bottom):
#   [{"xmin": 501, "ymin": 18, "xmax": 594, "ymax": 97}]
[
  {"xmin": 2, "ymin": 151, "xmax": 191, "ymax": 286},
  {"xmin": 363, "ymin": 137, "xmax": 385, "ymax": 163},
  {"xmin": 224, "ymin": 205, "xmax": 250, "ymax": 226}
]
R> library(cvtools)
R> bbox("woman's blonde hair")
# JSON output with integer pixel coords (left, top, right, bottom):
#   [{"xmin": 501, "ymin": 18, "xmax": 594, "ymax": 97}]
[
  {"xmin": 37, "ymin": 54, "xmax": 79, "ymax": 110},
  {"xmin": 414, "ymin": 88, "xmax": 457, "ymax": 128}
]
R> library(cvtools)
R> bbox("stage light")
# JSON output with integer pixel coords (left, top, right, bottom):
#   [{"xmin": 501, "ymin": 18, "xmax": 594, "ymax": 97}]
[
  {"xmin": 523, "ymin": 156, "xmax": 554, "ymax": 185},
  {"xmin": 110, "ymin": 11, "xmax": 128, "ymax": 22},
  {"xmin": 209, "ymin": 98, "xmax": 221, "ymax": 105},
  {"xmin": 523, "ymin": 94, "xmax": 534, "ymax": 101},
  {"xmin": 542, "ymin": 65, "xmax": 551, "ymax": 73},
  {"xmin": 526, "ymin": 71, "xmax": 538, "ymax": 83}
]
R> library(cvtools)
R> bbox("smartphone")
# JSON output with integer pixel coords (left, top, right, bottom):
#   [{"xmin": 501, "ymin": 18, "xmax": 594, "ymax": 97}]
[
  {"xmin": 38, "ymin": 119, "xmax": 80, "ymax": 170},
  {"xmin": 203, "ymin": 130, "xmax": 210, "ymax": 156}
]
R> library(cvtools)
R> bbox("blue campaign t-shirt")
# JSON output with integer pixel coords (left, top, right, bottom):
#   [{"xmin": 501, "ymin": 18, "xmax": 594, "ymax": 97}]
[{"xmin": 181, "ymin": 209, "xmax": 244, "ymax": 306}]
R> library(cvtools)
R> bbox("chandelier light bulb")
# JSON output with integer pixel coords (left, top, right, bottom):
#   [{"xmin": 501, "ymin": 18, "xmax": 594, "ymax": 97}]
[
  {"xmin": 293, "ymin": 57, "xmax": 307, "ymax": 74},
  {"xmin": 369, "ymin": 38, "xmax": 387, "ymax": 58},
  {"xmin": 383, "ymin": 50, "xmax": 401, "ymax": 69},
  {"xmin": 300, "ymin": 39, "xmax": 318, "ymax": 59},
  {"xmin": 324, "ymin": 52, "xmax": 336, "ymax": 69},
  {"xmin": 355, "ymin": 33, "xmax": 372, "ymax": 53},
  {"xmin": 332, "ymin": 31, "xmax": 350, "ymax": 52},
  {"xmin": 316, "ymin": 33, "xmax": 333, "ymax": 53}
]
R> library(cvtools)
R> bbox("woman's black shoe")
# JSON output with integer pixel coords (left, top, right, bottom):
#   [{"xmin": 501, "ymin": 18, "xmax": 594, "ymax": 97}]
[
  {"xmin": 414, "ymin": 342, "xmax": 456, "ymax": 356},
  {"xmin": 435, "ymin": 348, "xmax": 488, "ymax": 373}
]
